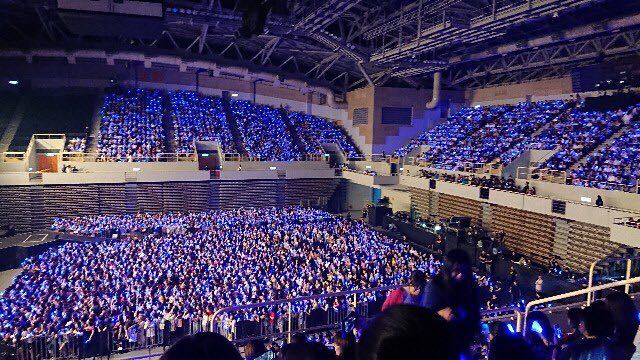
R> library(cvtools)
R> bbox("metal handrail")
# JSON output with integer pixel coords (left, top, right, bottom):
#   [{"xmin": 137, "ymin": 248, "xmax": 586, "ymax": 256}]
[
  {"xmin": 586, "ymin": 254, "xmax": 640, "ymax": 305},
  {"xmin": 212, "ymin": 284, "xmax": 397, "ymax": 321},
  {"xmin": 524, "ymin": 276, "xmax": 640, "ymax": 336},
  {"xmin": 212, "ymin": 284, "xmax": 397, "ymax": 342}
]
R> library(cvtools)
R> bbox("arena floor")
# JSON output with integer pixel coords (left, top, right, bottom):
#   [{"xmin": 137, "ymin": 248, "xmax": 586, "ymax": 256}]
[{"xmin": 0, "ymin": 268, "xmax": 21, "ymax": 293}]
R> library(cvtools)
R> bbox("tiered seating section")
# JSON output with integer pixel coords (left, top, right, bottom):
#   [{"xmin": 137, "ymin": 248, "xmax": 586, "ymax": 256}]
[
  {"xmin": 11, "ymin": 94, "xmax": 95, "ymax": 151},
  {"xmin": 97, "ymin": 88, "xmax": 166, "ymax": 161},
  {"xmin": 230, "ymin": 100, "xmax": 301, "ymax": 160},
  {"xmin": 538, "ymin": 108, "xmax": 627, "ymax": 171},
  {"xmin": 92, "ymin": 89, "xmax": 359, "ymax": 161},
  {"xmin": 396, "ymin": 101, "xmax": 565, "ymax": 168},
  {"xmin": 0, "ymin": 91, "xmax": 19, "ymax": 135},
  {"xmin": 288, "ymin": 112, "xmax": 360, "ymax": 157},
  {"xmin": 570, "ymin": 107, "xmax": 640, "ymax": 191},
  {"xmin": 399, "ymin": 99, "xmax": 640, "ymax": 192},
  {"xmin": 396, "ymin": 106, "xmax": 503, "ymax": 158},
  {"xmin": 169, "ymin": 91, "xmax": 235, "ymax": 154}
]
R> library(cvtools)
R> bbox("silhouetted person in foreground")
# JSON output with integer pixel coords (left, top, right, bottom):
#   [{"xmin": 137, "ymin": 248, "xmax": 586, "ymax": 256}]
[
  {"xmin": 605, "ymin": 292, "xmax": 639, "ymax": 360},
  {"xmin": 160, "ymin": 332, "xmax": 242, "ymax": 360},
  {"xmin": 357, "ymin": 305, "xmax": 457, "ymax": 360}
]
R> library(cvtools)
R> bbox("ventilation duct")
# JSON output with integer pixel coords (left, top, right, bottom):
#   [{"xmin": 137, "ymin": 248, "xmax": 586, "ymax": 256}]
[{"xmin": 425, "ymin": 71, "xmax": 441, "ymax": 109}]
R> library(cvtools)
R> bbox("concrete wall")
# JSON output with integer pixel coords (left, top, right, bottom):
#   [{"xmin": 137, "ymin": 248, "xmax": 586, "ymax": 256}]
[
  {"xmin": 345, "ymin": 181, "xmax": 373, "ymax": 212},
  {"xmin": 221, "ymin": 160, "xmax": 330, "ymax": 171},
  {"xmin": 0, "ymin": 60, "xmax": 347, "ymax": 123},
  {"xmin": 467, "ymin": 77, "xmax": 574, "ymax": 106},
  {"xmin": 380, "ymin": 187, "xmax": 412, "ymax": 213},
  {"xmin": 517, "ymin": 179, "xmax": 640, "ymax": 212},
  {"xmin": 346, "ymin": 86, "xmax": 463, "ymax": 154},
  {"xmin": 400, "ymin": 175, "xmax": 640, "ymax": 246}
]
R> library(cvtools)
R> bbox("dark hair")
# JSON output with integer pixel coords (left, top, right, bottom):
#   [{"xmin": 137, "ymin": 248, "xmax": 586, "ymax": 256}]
[
  {"xmin": 408, "ymin": 270, "xmax": 427, "ymax": 288},
  {"xmin": 159, "ymin": 332, "xmax": 242, "ymax": 360},
  {"xmin": 567, "ymin": 308, "xmax": 583, "ymax": 331},
  {"xmin": 488, "ymin": 334, "xmax": 535, "ymax": 360},
  {"xmin": 333, "ymin": 331, "xmax": 356, "ymax": 359},
  {"xmin": 489, "ymin": 321, "xmax": 509, "ymax": 339},
  {"xmin": 605, "ymin": 291, "xmax": 639, "ymax": 345},
  {"xmin": 291, "ymin": 333, "xmax": 308, "ymax": 344},
  {"xmin": 357, "ymin": 305, "xmax": 457, "ymax": 360},
  {"xmin": 282, "ymin": 341, "xmax": 334, "ymax": 360},
  {"xmin": 582, "ymin": 301, "xmax": 614, "ymax": 338},
  {"xmin": 245, "ymin": 339, "xmax": 267, "ymax": 360}
]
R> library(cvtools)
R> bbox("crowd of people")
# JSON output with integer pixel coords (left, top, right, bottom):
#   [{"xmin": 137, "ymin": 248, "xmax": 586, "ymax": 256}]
[
  {"xmin": 288, "ymin": 112, "xmax": 361, "ymax": 158},
  {"xmin": 91, "ymin": 88, "xmax": 362, "ymax": 162},
  {"xmin": 537, "ymin": 107, "xmax": 632, "ymax": 171},
  {"xmin": 395, "ymin": 98, "xmax": 640, "ymax": 193},
  {"xmin": 64, "ymin": 137, "xmax": 86, "ymax": 153},
  {"xmin": 3, "ymin": 208, "xmax": 431, "ymax": 348},
  {"xmin": 569, "ymin": 108, "xmax": 640, "ymax": 191},
  {"xmin": 395, "ymin": 105, "xmax": 503, "ymax": 158},
  {"xmin": 231, "ymin": 101, "xmax": 302, "ymax": 160},
  {"xmin": 425, "ymin": 101, "xmax": 566, "ymax": 171},
  {"xmin": 170, "ymin": 91, "xmax": 235, "ymax": 154},
  {"xmin": 97, "ymin": 89, "xmax": 166, "ymax": 161},
  {"xmin": 157, "ymin": 258, "xmax": 639, "ymax": 360},
  {"xmin": 416, "ymin": 169, "xmax": 537, "ymax": 195}
]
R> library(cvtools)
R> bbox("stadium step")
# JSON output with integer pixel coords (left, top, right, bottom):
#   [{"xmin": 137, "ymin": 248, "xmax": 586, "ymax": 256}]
[
  {"xmin": 0, "ymin": 95, "xmax": 29, "ymax": 153},
  {"xmin": 279, "ymin": 108, "xmax": 307, "ymax": 156},
  {"xmin": 221, "ymin": 99, "xmax": 249, "ymax": 156},
  {"xmin": 569, "ymin": 114, "xmax": 640, "ymax": 171},
  {"xmin": 84, "ymin": 94, "xmax": 104, "ymax": 154},
  {"xmin": 160, "ymin": 93, "xmax": 177, "ymax": 154}
]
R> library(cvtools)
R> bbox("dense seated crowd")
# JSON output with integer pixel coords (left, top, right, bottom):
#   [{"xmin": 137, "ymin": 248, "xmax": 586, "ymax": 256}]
[
  {"xmin": 64, "ymin": 137, "xmax": 86, "ymax": 152},
  {"xmin": 423, "ymin": 101, "xmax": 565, "ymax": 171},
  {"xmin": 231, "ymin": 101, "xmax": 302, "ymax": 160},
  {"xmin": 395, "ymin": 105, "xmax": 504, "ymax": 158},
  {"xmin": 537, "ymin": 107, "xmax": 631, "ymax": 171},
  {"xmin": 90, "ymin": 88, "xmax": 363, "ymax": 162},
  {"xmin": 287, "ymin": 112, "xmax": 325, "ymax": 156},
  {"xmin": 288, "ymin": 112, "xmax": 360, "ymax": 158},
  {"xmin": 2, "ymin": 208, "xmax": 429, "ymax": 346},
  {"xmin": 97, "ymin": 89, "xmax": 166, "ymax": 161},
  {"xmin": 569, "ymin": 107, "xmax": 640, "ymax": 191},
  {"xmin": 170, "ymin": 92, "xmax": 235, "ymax": 154}
]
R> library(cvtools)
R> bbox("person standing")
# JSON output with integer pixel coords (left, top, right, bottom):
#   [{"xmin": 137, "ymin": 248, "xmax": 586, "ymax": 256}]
[
  {"xmin": 535, "ymin": 275, "xmax": 544, "ymax": 299},
  {"xmin": 381, "ymin": 270, "xmax": 427, "ymax": 311}
]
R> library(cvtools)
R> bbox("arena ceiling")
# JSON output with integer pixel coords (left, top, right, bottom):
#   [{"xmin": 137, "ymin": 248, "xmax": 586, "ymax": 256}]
[{"xmin": 2, "ymin": 0, "xmax": 640, "ymax": 93}]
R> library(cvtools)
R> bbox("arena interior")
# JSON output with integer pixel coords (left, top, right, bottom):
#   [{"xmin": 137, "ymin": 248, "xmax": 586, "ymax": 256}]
[{"xmin": 1, "ymin": 0, "xmax": 640, "ymax": 359}]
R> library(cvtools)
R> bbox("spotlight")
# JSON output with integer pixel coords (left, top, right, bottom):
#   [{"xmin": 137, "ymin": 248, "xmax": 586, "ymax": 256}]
[
  {"xmin": 507, "ymin": 323, "xmax": 515, "ymax": 334},
  {"xmin": 231, "ymin": 93, "xmax": 239, "ymax": 97},
  {"xmin": 8, "ymin": 80, "xmax": 18, "ymax": 85}
]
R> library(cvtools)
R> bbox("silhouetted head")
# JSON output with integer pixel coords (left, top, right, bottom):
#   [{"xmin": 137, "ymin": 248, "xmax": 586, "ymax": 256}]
[
  {"xmin": 357, "ymin": 305, "xmax": 457, "ymax": 360},
  {"xmin": 489, "ymin": 334, "xmax": 535, "ymax": 360},
  {"xmin": 160, "ymin": 332, "xmax": 242, "ymax": 360},
  {"xmin": 605, "ymin": 291, "xmax": 639, "ymax": 344}
]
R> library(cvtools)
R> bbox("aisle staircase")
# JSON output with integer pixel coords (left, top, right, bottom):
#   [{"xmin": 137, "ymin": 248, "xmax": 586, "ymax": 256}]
[
  {"xmin": 84, "ymin": 95, "xmax": 104, "ymax": 154},
  {"xmin": 221, "ymin": 99, "xmax": 248, "ymax": 156},
  {"xmin": 569, "ymin": 118, "xmax": 638, "ymax": 171},
  {"xmin": 161, "ymin": 94, "xmax": 177, "ymax": 154},
  {"xmin": 279, "ymin": 108, "xmax": 307, "ymax": 156}
]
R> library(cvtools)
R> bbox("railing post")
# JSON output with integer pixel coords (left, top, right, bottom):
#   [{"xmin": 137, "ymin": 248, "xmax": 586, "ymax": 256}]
[
  {"xmin": 353, "ymin": 293, "xmax": 357, "ymax": 313},
  {"xmin": 515, "ymin": 310, "xmax": 523, "ymax": 333},
  {"xmin": 587, "ymin": 260, "xmax": 597, "ymax": 305},
  {"xmin": 287, "ymin": 301, "xmax": 292, "ymax": 343},
  {"xmin": 625, "ymin": 259, "xmax": 632, "ymax": 294}
]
